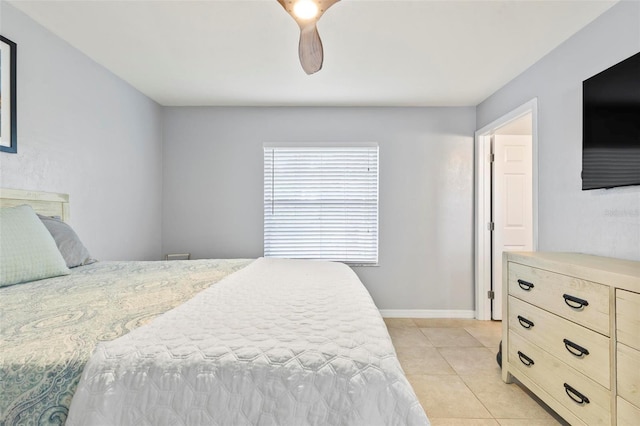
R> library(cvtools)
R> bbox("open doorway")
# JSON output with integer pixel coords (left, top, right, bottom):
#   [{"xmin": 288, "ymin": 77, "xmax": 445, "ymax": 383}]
[{"xmin": 475, "ymin": 99, "xmax": 538, "ymax": 321}]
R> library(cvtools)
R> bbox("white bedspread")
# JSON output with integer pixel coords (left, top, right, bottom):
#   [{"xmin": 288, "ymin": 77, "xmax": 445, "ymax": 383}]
[{"xmin": 67, "ymin": 258, "xmax": 429, "ymax": 426}]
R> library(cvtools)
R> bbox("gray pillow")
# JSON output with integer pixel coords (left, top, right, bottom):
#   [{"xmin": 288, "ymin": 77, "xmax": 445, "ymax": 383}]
[
  {"xmin": 0, "ymin": 205, "xmax": 70, "ymax": 287},
  {"xmin": 38, "ymin": 214, "xmax": 96, "ymax": 268}
]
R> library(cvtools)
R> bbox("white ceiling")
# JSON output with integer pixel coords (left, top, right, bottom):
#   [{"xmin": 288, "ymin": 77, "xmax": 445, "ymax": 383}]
[{"xmin": 9, "ymin": 0, "xmax": 617, "ymax": 106}]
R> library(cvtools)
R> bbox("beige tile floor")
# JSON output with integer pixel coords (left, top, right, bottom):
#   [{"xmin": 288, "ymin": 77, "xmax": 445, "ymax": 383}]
[{"xmin": 385, "ymin": 318, "xmax": 568, "ymax": 426}]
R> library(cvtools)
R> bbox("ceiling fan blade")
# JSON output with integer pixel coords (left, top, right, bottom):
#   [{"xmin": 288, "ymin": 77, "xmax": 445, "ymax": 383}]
[
  {"xmin": 276, "ymin": 0, "xmax": 340, "ymax": 73},
  {"xmin": 299, "ymin": 24, "xmax": 323, "ymax": 74}
]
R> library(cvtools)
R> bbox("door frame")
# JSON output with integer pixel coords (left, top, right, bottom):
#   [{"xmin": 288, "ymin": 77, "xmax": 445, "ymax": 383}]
[{"xmin": 474, "ymin": 98, "xmax": 539, "ymax": 320}]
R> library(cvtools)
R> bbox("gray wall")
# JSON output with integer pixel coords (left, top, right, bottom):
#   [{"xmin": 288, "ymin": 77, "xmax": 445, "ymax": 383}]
[
  {"xmin": 162, "ymin": 107, "xmax": 476, "ymax": 311},
  {"xmin": 8, "ymin": 0, "xmax": 637, "ymax": 311},
  {"xmin": 477, "ymin": 1, "xmax": 640, "ymax": 261},
  {"xmin": 0, "ymin": 2, "xmax": 163, "ymax": 260}
]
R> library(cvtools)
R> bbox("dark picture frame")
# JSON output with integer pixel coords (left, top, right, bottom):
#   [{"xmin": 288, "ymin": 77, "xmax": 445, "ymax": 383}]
[{"xmin": 0, "ymin": 35, "xmax": 17, "ymax": 154}]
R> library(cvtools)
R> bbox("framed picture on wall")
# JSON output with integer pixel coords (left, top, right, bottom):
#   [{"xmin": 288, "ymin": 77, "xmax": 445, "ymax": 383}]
[{"xmin": 0, "ymin": 35, "xmax": 17, "ymax": 154}]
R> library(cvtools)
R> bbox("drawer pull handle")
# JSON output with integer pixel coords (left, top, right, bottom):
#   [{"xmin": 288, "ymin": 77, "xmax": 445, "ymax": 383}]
[
  {"xmin": 517, "ymin": 315, "xmax": 535, "ymax": 329},
  {"xmin": 517, "ymin": 279, "xmax": 534, "ymax": 291},
  {"xmin": 563, "ymin": 339, "xmax": 590, "ymax": 357},
  {"xmin": 564, "ymin": 383, "xmax": 590, "ymax": 405},
  {"xmin": 562, "ymin": 294, "xmax": 589, "ymax": 309},
  {"xmin": 517, "ymin": 351, "xmax": 535, "ymax": 367}
]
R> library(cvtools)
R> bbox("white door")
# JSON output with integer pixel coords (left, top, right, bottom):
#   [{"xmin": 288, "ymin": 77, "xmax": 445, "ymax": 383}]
[{"xmin": 492, "ymin": 135, "xmax": 533, "ymax": 319}]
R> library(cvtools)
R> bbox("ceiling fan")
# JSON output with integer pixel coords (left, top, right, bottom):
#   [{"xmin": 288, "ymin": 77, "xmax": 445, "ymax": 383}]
[{"xmin": 277, "ymin": 0, "xmax": 340, "ymax": 74}]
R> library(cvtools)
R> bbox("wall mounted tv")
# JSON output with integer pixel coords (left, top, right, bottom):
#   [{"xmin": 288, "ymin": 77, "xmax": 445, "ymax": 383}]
[{"xmin": 582, "ymin": 51, "xmax": 640, "ymax": 190}]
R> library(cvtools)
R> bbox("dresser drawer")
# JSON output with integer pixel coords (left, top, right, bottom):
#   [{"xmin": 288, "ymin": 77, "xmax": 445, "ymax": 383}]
[
  {"xmin": 617, "ymin": 342, "xmax": 640, "ymax": 407},
  {"xmin": 617, "ymin": 289, "xmax": 640, "ymax": 349},
  {"xmin": 508, "ymin": 331, "xmax": 610, "ymax": 425},
  {"xmin": 508, "ymin": 262, "xmax": 610, "ymax": 335},
  {"xmin": 508, "ymin": 296, "xmax": 610, "ymax": 388},
  {"xmin": 617, "ymin": 396, "xmax": 640, "ymax": 426}
]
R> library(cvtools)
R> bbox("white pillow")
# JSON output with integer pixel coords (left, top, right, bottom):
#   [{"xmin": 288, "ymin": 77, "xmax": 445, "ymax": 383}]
[{"xmin": 0, "ymin": 205, "xmax": 70, "ymax": 287}]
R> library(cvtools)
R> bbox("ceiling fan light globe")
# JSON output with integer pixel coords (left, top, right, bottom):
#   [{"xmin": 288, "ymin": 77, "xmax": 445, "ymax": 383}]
[{"xmin": 293, "ymin": 0, "xmax": 319, "ymax": 20}]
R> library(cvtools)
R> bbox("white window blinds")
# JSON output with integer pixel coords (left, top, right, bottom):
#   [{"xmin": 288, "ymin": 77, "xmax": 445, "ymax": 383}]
[{"xmin": 264, "ymin": 145, "xmax": 379, "ymax": 265}]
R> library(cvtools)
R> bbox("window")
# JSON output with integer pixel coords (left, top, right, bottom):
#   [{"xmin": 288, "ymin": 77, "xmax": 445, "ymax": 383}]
[{"xmin": 264, "ymin": 144, "xmax": 378, "ymax": 265}]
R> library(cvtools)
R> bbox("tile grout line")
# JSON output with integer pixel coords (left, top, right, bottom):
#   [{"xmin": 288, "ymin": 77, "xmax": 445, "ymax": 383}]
[
  {"xmin": 391, "ymin": 319, "xmax": 515, "ymax": 424},
  {"xmin": 433, "ymin": 345, "xmax": 501, "ymax": 422}
]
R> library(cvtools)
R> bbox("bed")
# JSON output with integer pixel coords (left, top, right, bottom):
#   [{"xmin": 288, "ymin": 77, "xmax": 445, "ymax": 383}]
[{"xmin": 0, "ymin": 188, "xmax": 429, "ymax": 425}]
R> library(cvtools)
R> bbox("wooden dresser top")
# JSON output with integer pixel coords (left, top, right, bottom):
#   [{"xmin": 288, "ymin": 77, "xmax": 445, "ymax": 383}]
[{"xmin": 505, "ymin": 252, "xmax": 640, "ymax": 294}]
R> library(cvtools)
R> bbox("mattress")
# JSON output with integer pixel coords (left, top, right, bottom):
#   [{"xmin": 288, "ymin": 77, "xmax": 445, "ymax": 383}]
[
  {"xmin": 0, "ymin": 259, "xmax": 252, "ymax": 425},
  {"xmin": 67, "ymin": 258, "xmax": 429, "ymax": 425}
]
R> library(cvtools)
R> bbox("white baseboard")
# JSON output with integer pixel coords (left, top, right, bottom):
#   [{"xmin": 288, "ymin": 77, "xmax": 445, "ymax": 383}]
[{"xmin": 379, "ymin": 309, "xmax": 476, "ymax": 319}]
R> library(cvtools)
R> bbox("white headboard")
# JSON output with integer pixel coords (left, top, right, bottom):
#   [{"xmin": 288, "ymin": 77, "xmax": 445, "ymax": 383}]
[{"xmin": 0, "ymin": 188, "xmax": 70, "ymax": 222}]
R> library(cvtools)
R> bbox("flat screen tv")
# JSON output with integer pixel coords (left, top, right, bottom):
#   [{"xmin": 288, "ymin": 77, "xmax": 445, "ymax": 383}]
[{"xmin": 582, "ymin": 51, "xmax": 640, "ymax": 190}]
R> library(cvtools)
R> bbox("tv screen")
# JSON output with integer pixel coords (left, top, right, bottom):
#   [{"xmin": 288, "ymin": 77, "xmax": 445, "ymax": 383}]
[{"xmin": 582, "ymin": 51, "xmax": 640, "ymax": 190}]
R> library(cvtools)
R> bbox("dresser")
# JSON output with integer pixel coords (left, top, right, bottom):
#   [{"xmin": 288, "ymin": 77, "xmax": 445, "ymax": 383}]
[{"xmin": 502, "ymin": 252, "xmax": 640, "ymax": 425}]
